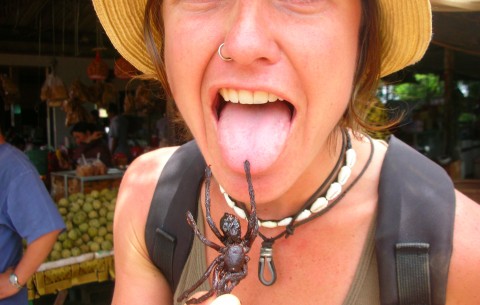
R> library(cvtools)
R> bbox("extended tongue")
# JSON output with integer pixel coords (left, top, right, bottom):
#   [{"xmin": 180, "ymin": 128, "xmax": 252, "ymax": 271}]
[{"xmin": 218, "ymin": 102, "xmax": 291, "ymax": 172}]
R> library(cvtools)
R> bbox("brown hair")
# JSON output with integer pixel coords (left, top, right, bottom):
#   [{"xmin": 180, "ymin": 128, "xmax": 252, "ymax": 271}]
[
  {"xmin": 144, "ymin": 0, "xmax": 170, "ymax": 97},
  {"xmin": 143, "ymin": 0, "xmax": 392, "ymax": 135}
]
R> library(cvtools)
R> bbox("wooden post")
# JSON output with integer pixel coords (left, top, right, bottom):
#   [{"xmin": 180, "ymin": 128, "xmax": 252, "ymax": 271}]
[
  {"xmin": 443, "ymin": 49, "xmax": 455, "ymax": 158},
  {"xmin": 443, "ymin": 49, "xmax": 462, "ymax": 179},
  {"xmin": 52, "ymin": 290, "xmax": 69, "ymax": 305}
]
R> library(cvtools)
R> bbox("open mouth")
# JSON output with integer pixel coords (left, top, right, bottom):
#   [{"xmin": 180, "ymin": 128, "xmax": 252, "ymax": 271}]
[
  {"xmin": 214, "ymin": 88, "xmax": 295, "ymax": 172},
  {"xmin": 215, "ymin": 88, "xmax": 295, "ymax": 120}
]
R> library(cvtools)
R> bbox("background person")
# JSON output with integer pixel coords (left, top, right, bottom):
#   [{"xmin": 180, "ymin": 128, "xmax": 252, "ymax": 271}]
[
  {"xmin": 0, "ymin": 124, "xmax": 65, "ymax": 305},
  {"xmin": 107, "ymin": 103, "xmax": 131, "ymax": 163},
  {"xmin": 24, "ymin": 138, "xmax": 49, "ymax": 178},
  {"xmin": 71, "ymin": 121, "xmax": 112, "ymax": 168}
]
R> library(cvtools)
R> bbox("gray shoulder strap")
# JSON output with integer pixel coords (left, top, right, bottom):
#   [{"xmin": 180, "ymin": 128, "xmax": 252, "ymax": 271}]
[
  {"xmin": 376, "ymin": 136, "xmax": 455, "ymax": 305},
  {"xmin": 145, "ymin": 140, "xmax": 206, "ymax": 292}
]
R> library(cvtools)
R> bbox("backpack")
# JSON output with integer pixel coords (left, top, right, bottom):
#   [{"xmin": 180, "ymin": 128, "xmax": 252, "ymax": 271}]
[{"xmin": 145, "ymin": 136, "xmax": 455, "ymax": 305}]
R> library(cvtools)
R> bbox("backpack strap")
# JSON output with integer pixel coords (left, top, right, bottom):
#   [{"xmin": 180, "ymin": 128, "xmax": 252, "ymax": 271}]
[
  {"xmin": 376, "ymin": 136, "xmax": 455, "ymax": 305},
  {"xmin": 145, "ymin": 140, "xmax": 206, "ymax": 292},
  {"xmin": 145, "ymin": 136, "xmax": 455, "ymax": 304}
]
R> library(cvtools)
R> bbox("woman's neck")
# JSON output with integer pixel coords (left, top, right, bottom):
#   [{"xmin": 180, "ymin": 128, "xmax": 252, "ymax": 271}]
[{"xmin": 218, "ymin": 130, "xmax": 347, "ymax": 221}]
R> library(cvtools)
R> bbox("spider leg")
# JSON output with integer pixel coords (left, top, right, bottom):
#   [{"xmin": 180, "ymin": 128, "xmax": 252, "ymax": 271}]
[
  {"xmin": 204, "ymin": 166, "xmax": 226, "ymax": 241},
  {"xmin": 213, "ymin": 265, "xmax": 231, "ymax": 295},
  {"xmin": 212, "ymin": 263, "xmax": 223, "ymax": 291},
  {"xmin": 186, "ymin": 211, "xmax": 222, "ymax": 251},
  {"xmin": 177, "ymin": 256, "xmax": 222, "ymax": 303},
  {"xmin": 224, "ymin": 279, "xmax": 240, "ymax": 294},
  {"xmin": 242, "ymin": 160, "xmax": 259, "ymax": 247},
  {"xmin": 225, "ymin": 264, "xmax": 248, "ymax": 293},
  {"xmin": 185, "ymin": 289, "xmax": 216, "ymax": 305}
]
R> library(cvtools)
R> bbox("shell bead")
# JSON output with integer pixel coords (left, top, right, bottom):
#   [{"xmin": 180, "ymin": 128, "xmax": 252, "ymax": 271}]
[
  {"xmin": 233, "ymin": 206, "xmax": 247, "ymax": 219},
  {"xmin": 220, "ymin": 131, "xmax": 356, "ymax": 228},
  {"xmin": 337, "ymin": 166, "xmax": 352, "ymax": 185},
  {"xmin": 295, "ymin": 209, "xmax": 312, "ymax": 222},
  {"xmin": 310, "ymin": 197, "xmax": 328, "ymax": 213},
  {"xmin": 277, "ymin": 217, "xmax": 293, "ymax": 226},
  {"xmin": 346, "ymin": 148, "xmax": 356, "ymax": 168},
  {"xmin": 260, "ymin": 221, "xmax": 278, "ymax": 228},
  {"xmin": 326, "ymin": 182, "xmax": 342, "ymax": 201}
]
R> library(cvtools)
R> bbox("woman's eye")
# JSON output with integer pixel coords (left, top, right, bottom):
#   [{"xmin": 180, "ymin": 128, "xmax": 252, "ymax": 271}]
[
  {"xmin": 276, "ymin": 0, "xmax": 326, "ymax": 14},
  {"xmin": 178, "ymin": 0, "xmax": 223, "ymax": 10}
]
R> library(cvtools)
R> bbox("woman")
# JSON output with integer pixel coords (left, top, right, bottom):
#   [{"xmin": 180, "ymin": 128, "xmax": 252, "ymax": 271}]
[
  {"xmin": 71, "ymin": 121, "xmax": 112, "ymax": 168},
  {"xmin": 93, "ymin": 0, "xmax": 480, "ymax": 304}
]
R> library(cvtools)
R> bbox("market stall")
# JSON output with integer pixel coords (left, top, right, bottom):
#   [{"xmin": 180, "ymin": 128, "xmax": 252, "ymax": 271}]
[
  {"xmin": 27, "ymin": 169, "xmax": 123, "ymax": 304},
  {"xmin": 27, "ymin": 252, "xmax": 114, "ymax": 302}
]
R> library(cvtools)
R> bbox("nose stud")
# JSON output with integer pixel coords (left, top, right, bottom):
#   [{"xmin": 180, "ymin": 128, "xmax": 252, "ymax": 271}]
[{"xmin": 218, "ymin": 43, "xmax": 232, "ymax": 62}]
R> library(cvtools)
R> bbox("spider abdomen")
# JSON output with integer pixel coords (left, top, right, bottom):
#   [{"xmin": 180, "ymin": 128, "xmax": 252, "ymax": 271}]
[{"xmin": 224, "ymin": 245, "xmax": 245, "ymax": 272}]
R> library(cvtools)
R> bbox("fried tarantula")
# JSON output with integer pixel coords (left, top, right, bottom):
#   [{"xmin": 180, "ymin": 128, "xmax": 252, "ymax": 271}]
[{"xmin": 177, "ymin": 160, "xmax": 259, "ymax": 304}]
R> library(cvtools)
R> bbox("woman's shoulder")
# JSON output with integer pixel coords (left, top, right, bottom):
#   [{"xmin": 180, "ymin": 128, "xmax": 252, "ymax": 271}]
[
  {"xmin": 111, "ymin": 146, "xmax": 180, "ymax": 303},
  {"xmin": 447, "ymin": 191, "xmax": 480, "ymax": 303},
  {"xmin": 114, "ymin": 146, "xmax": 180, "ymax": 241},
  {"xmin": 128, "ymin": 145, "xmax": 179, "ymax": 171},
  {"xmin": 118, "ymin": 146, "xmax": 180, "ymax": 209}
]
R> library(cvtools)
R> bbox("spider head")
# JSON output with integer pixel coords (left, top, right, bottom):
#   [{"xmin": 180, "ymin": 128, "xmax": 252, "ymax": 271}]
[{"xmin": 220, "ymin": 213, "xmax": 241, "ymax": 241}]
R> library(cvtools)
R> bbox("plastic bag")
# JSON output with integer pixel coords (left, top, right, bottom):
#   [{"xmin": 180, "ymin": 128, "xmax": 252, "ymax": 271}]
[
  {"xmin": 63, "ymin": 99, "xmax": 93, "ymax": 126},
  {"xmin": 40, "ymin": 72, "xmax": 68, "ymax": 102}
]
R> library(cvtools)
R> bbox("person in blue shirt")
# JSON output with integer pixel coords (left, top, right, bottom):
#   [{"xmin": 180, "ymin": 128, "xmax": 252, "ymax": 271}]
[
  {"xmin": 107, "ymin": 103, "xmax": 131, "ymax": 162},
  {"xmin": 0, "ymin": 124, "xmax": 65, "ymax": 305}
]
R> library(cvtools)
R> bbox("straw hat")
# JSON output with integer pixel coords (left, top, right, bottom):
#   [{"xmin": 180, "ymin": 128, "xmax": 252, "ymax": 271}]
[{"xmin": 93, "ymin": 0, "xmax": 432, "ymax": 78}]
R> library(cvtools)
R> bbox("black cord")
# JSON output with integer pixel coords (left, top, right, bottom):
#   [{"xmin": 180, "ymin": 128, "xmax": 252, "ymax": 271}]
[
  {"xmin": 258, "ymin": 133, "xmax": 375, "ymax": 243},
  {"xmin": 237, "ymin": 129, "xmax": 348, "ymax": 224}
]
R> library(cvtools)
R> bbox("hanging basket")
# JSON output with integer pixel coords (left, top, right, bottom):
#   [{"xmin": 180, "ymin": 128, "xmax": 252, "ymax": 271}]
[
  {"xmin": 0, "ymin": 75, "xmax": 19, "ymax": 97},
  {"xmin": 114, "ymin": 56, "xmax": 138, "ymax": 79},
  {"xmin": 87, "ymin": 51, "xmax": 109, "ymax": 81},
  {"xmin": 40, "ymin": 70, "xmax": 68, "ymax": 104},
  {"xmin": 62, "ymin": 99, "xmax": 94, "ymax": 127},
  {"xmin": 0, "ymin": 75, "xmax": 20, "ymax": 106},
  {"xmin": 69, "ymin": 80, "xmax": 92, "ymax": 104}
]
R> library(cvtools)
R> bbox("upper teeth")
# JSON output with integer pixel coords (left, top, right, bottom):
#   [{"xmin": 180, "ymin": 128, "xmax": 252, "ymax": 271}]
[{"xmin": 219, "ymin": 89, "xmax": 283, "ymax": 105}]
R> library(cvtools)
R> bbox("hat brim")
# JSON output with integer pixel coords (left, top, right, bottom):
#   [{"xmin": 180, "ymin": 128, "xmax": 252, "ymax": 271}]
[
  {"xmin": 378, "ymin": 0, "xmax": 432, "ymax": 76},
  {"xmin": 93, "ymin": 0, "xmax": 155, "ymax": 75},
  {"xmin": 93, "ymin": 0, "xmax": 432, "ymax": 78}
]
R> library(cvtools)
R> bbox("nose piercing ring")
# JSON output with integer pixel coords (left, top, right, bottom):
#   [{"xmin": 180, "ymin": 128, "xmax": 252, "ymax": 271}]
[{"xmin": 218, "ymin": 43, "xmax": 232, "ymax": 62}]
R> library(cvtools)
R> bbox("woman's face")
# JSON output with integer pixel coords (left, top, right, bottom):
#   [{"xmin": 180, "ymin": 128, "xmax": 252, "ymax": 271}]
[{"xmin": 163, "ymin": 0, "xmax": 362, "ymax": 203}]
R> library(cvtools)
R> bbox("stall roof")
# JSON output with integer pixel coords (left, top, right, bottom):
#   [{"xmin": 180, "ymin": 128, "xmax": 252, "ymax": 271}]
[
  {"xmin": 432, "ymin": 0, "xmax": 480, "ymax": 11},
  {"xmin": 408, "ymin": 0, "xmax": 480, "ymax": 81},
  {"xmin": 0, "ymin": 0, "xmax": 479, "ymax": 80}
]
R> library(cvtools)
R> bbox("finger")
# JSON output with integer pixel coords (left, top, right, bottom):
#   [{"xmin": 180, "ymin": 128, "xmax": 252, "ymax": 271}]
[
  {"xmin": 211, "ymin": 294, "xmax": 241, "ymax": 305},
  {"xmin": 184, "ymin": 291, "xmax": 214, "ymax": 305},
  {"xmin": 5, "ymin": 266, "xmax": 14, "ymax": 274},
  {"xmin": 184, "ymin": 292, "xmax": 241, "ymax": 305}
]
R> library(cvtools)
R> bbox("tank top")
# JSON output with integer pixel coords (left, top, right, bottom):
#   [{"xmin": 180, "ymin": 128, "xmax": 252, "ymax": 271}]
[{"xmin": 173, "ymin": 205, "xmax": 380, "ymax": 305}]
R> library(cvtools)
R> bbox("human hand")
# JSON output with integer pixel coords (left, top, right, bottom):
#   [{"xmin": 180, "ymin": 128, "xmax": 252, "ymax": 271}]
[
  {"xmin": 0, "ymin": 267, "xmax": 22, "ymax": 300},
  {"xmin": 89, "ymin": 131, "xmax": 104, "ymax": 142},
  {"xmin": 184, "ymin": 292, "xmax": 241, "ymax": 305},
  {"xmin": 210, "ymin": 294, "xmax": 241, "ymax": 305}
]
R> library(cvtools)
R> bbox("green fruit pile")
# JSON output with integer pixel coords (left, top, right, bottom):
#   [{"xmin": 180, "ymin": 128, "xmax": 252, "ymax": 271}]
[{"xmin": 49, "ymin": 188, "xmax": 117, "ymax": 261}]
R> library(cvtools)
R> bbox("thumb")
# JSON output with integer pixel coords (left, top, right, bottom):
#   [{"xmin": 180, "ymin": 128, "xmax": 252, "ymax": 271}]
[
  {"xmin": 211, "ymin": 294, "xmax": 241, "ymax": 305},
  {"xmin": 185, "ymin": 292, "xmax": 241, "ymax": 305}
]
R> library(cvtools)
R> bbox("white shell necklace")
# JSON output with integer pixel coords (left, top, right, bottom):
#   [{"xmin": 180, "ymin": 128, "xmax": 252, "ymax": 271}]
[
  {"xmin": 219, "ymin": 130, "xmax": 356, "ymax": 229},
  {"xmin": 216, "ymin": 131, "xmax": 373, "ymax": 286}
]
